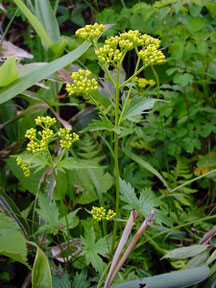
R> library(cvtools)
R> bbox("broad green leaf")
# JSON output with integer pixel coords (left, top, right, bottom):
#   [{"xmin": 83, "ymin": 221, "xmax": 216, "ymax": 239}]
[
  {"xmin": 35, "ymin": 0, "xmax": 61, "ymax": 43},
  {"xmin": 81, "ymin": 227, "xmax": 108, "ymax": 274},
  {"xmin": 171, "ymin": 43, "xmax": 184, "ymax": 60},
  {"xmin": 123, "ymin": 148, "xmax": 169, "ymax": 189},
  {"xmin": 111, "ymin": 266, "xmax": 210, "ymax": 288},
  {"xmin": 66, "ymin": 159, "xmax": 113, "ymax": 205},
  {"xmin": 82, "ymin": 115, "xmax": 114, "ymax": 133},
  {"xmin": 37, "ymin": 192, "xmax": 80, "ymax": 232},
  {"xmin": 122, "ymin": 97, "xmax": 158, "ymax": 121},
  {"xmin": 205, "ymin": 2, "xmax": 216, "ymax": 19},
  {"xmin": 0, "ymin": 56, "xmax": 18, "ymax": 87},
  {"xmin": 0, "ymin": 187, "xmax": 29, "ymax": 238},
  {"xmin": 6, "ymin": 158, "xmax": 46, "ymax": 195},
  {"xmin": 0, "ymin": 41, "xmax": 91, "ymax": 104},
  {"xmin": 56, "ymin": 157, "xmax": 96, "ymax": 172},
  {"xmin": 30, "ymin": 241, "xmax": 52, "ymax": 288},
  {"xmin": 13, "ymin": 152, "xmax": 48, "ymax": 173},
  {"xmin": 37, "ymin": 193, "xmax": 59, "ymax": 227},
  {"xmin": 0, "ymin": 213, "xmax": 28, "ymax": 266},
  {"xmin": 14, "ymin": 0, "xmax": 52, "ymax": 48},
  {"xmin": 163, "ymin": 245, "xmax": 208, "ymax": 260},
  {"xmin": 173, "ymin": 73, "xmax": 193, "ymax": 86},
  {"xmin": 186, "ymin": 17, "xmax": 206, "ymax": 34},
  {"xmin": 0, "ymin": 99, "xmax": 18, "ymax": 141},
  {"xmin": 58, "ymin": 209, "xmax": 80, "ymax": 230},
  {"xmin": 47, "ymin": 37, "xmax": 67, "ymax": 60}
]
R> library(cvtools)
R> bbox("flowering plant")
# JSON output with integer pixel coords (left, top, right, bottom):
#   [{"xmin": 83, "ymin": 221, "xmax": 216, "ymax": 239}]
[{"xmin": 66, "ymin": 24, "xmax": 165, "ymax": 252}]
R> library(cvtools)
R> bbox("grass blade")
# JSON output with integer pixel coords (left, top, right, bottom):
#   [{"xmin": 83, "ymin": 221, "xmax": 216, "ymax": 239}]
[
  {"xmin": 35, "ymin": 0, "xmax": 60, "ymax": 43},
  {"xmin": 14, "ymin": 0, "xmax": 51, "ymax": 48},
  {"xmin": 0, "ymin": 41, "xmax": 91, "ymax": 104},
  {"xmin": 0, "ymin": 187, "xmax": 29, "ymax": 238}
]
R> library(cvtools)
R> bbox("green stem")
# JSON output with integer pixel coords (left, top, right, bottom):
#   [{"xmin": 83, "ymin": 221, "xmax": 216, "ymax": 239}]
[
  {"xmin": 118, "ymin": 57, "xmax": 141, "ymax": 125},
  {"xmin": 119, "ymin": 65, "xmax": 145, "ymax": 89},
  {"xmin": 52, "ymin": 167, "xmax": 70, "ymax": 266},
  {"xmin": 111, "ymin": 65, "xmax": 121, "ymax": 254},
  {"xmin": 46, "ymin": 149, "xmax": 70, "ymax": 266},
  {"xmin": 102, "ymin": 65, "xmax": 116, "ymax": 88},
  {"xmin": 169, "ymin": 168, "xmax": 216, "ymax": 194},
  {"xmin": 151, "ymin": 65, "xmax": 170, "ymax": 187},
  {"xmin": 88, "ymin": 94, "xmax": 113, "ymax": 127},
  {"xmin": 0, "ymin": 8, "xmax": 18, "ymax": 46}
]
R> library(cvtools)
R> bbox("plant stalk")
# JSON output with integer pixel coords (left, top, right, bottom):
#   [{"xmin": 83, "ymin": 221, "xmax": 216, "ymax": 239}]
[{"xmin": 111, "ymin": 65, "xmax": 121, "ymax": 254}]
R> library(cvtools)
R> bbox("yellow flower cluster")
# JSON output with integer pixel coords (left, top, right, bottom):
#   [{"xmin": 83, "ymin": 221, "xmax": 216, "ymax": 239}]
[
  {"xmin": 138, "ymin": 45, "xmax": 165, "ymax": 66},
  {"xmin": 25, "ymin": 116, "xmax": 56, "ymax": 153},
  {"xmin": 57, "ymin": 128, "xmax": 79, "ymax": 149},
  {"xmin": 66, "ymin": 69, "xmax": 98, "ymax": 96},
  {"xmin": 134, "ymin": 77, "xmax": 155, "ymax": 88},
  {"xmin": 94, "ymin": 29, "xmax": 165, "ymax": 66},
  {"xmin": 35, "ymin": 116, "xmax": 56, "ymax": 128},
  {"xmin": 16, "ymin": 157, "xmax": 30, "ymax": 177},
  {"xmin": 91, "ymin": 206, "xmax": 116, "ymax": 221},
  {"xmin": 76, "ymin": 23, "xmax": 105, "ymax": 42}
]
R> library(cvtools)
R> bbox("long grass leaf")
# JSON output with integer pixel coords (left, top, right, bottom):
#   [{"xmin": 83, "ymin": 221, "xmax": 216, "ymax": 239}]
[
  {"xmin": 0, "ymin": 187, "xmax": 29, "ymax": 238},
  {"xmin": 35, "ymin": 0, "xmax": 60, "ymax": 43},
  {"xmin": 0, "ymin": 41, "xmax": 91, "ymax": 104},
  {"xmin": 111, "ymin": 265, "xmax": 210, "ymax": 288},
  {"xmin": 14, "ymin": 0, "xmax": 52, "ymax": 48}
]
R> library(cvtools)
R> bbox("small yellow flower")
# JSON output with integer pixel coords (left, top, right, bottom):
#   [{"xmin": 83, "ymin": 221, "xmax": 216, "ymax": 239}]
[
  {"xmin": 76, "ymin": 23, "xmax": 105, "ymax": 42},
  {"xmin": 91, "ymin": 206, "xmax": 116, "ymax": 221},
  {"xmin": 58, "ymin": 128, "xmax": 79, "ymax": 149},
  {"xmin": 35, "ymin": 116, "xmax": 56, "ymax": 128},
  {"xmin": 16, "ymin": 157, "xmax": 30, "ymax": 177},
  {"xmin": 66, "ymin": 69, "xmax": 98, "ymax": 96},
  {"xmin": 134, "ymin": 77, "xmax": 156, "ymax": 88}
]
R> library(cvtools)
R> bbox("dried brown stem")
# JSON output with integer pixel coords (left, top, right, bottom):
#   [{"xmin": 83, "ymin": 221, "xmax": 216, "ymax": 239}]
[{"xmin": 105, "ymin": 210, "xmax": 156, "ymax": 288}]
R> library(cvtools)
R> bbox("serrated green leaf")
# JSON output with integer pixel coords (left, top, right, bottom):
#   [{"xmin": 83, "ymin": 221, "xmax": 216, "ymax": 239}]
[
  {"xmin": 56, "ymin": 158, "xmax": 97, "ymax": 172},
  {"xmin": 0, "ymin": 213, "xmax": 28, "ymax": 266},
  {"xmin": 82, "ymin": 115, "xmax": 114, "ymax": 133},
  {"xmin": 163, "ymin": 245, "xmax": 208, "ymax": 260},
  {"xmin": 120, "ymin": 179, "xmax": 160, "ymax": 217},
  {"xmin": 119, "ymin": 178, "xmax": 139, "ymax": 211},
  {"xmin": 122, "ymin": 97, "xmax": 158, "ymax": 121},
  {"xmin": 0, "ymin": 56, "xmax": 18, "ymax": 87},
  {"xmin": 139, "ymin": 188, "xmax": 161, "ymax": 217},
  {"xmin": 81, "ymin": 227, "xmax": 108, "ymax": 274},
  {"xmin": 37, "ymin": 193, "xmax": 59, "ymax": 227}
]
